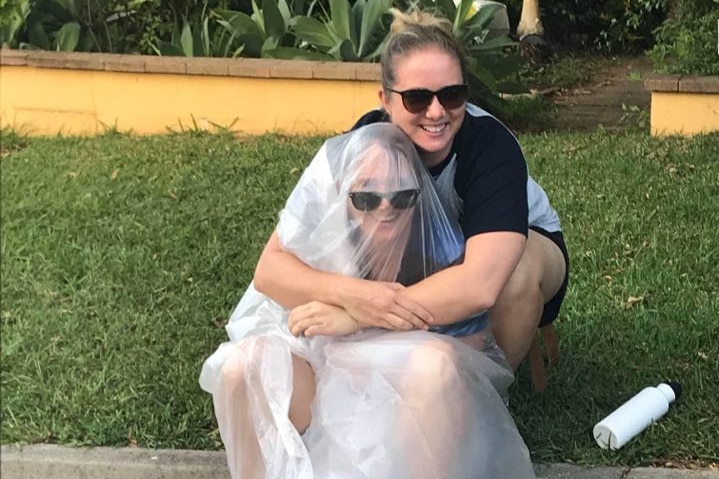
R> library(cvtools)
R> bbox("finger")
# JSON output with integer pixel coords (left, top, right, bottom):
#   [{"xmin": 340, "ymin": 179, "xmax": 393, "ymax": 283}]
[
  {"xmin": 384, "ymin": 313, "xmax": 415, "ymax": 331},
  {"xmin": 287, "ymin": 308, "xmax": 301, "ymax": 325},
  {"xmin": 289, "ymin": 315, "xmax": 315, "ymax": 336},
  {"xmin": 288, "ymin": 320, "xmax": 305, "ymax": 337},
  {"xmin": 304, "ymin": 325, "xmax": 322, "ymax": 338},
  {"xmin": 295, "ymin": 317, "xmax": 325, "ymax": 337},
  {"xmin": 391, "ymin": 308, "xmax": 430, "ymax": 330},
  {"xmin": 387, "ymin": 300, "xmax": 431, "ymax": 329},
  {"xmin": 304, "ymin": 318, "xmax": 334, "ymax": 337},
  {"xmin": 395, "ymin": 296, "xmax": 434, "ymax": 325},
  {"xmin": 287, "ymin": 311, "xmax": 304, "ymax": 331},
  {"xmin": 361, "ymin": 314, "xmax": 400, "ymax": 330}
]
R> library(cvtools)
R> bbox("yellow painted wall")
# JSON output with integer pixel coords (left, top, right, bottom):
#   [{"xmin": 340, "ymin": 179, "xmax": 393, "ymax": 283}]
[
  {"xmin": 0, "ymin": 66, "xmax": 382, "ymax": 136},
  {"xmin": 650, "ymin": 92, "xmax": 719, "ymax": 136}
]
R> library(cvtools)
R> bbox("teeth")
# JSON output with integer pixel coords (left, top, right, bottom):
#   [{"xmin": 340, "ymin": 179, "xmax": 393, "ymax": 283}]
[{"xmin": 422, "ymin": 124, "xmax": 446, "ymax": 133}]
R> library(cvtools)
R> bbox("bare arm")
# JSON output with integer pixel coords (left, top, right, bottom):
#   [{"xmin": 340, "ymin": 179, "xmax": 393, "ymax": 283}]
[
  {"xmin": 253, "ymin": 231, "xmax": 434, "ymax": 330},
  {"xmin": 401, "ymin": 231, "xmax": 526, "ymax": 325}
]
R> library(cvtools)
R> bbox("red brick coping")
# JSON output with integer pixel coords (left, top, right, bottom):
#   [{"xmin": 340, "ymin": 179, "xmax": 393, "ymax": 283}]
[
  {"xmin": 644, "ymin": 74, "xmax": 719, "ymax": 93},
  {"xmin": 0, "ymin": 49, "xmax": 381, "ymax": 82}
]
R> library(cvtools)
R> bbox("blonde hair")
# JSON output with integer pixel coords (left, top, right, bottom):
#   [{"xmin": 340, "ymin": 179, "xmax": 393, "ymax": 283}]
[
  {"xmin": 381, "ymin": 6, "xmax": 467, "ymax": 90},
  {"xmin": 388, "ymin": 7, "xmax": 453, "ymax": 36}
]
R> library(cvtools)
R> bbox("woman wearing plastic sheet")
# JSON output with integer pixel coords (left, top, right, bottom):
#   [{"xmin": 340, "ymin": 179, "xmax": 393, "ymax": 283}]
[{"xmin": 200, "ymin": 123, "xmax": 536, "ymax": 479}]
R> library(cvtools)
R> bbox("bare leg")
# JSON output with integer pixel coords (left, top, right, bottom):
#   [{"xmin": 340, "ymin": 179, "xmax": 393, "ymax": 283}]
[
  {"xmin": 289, "ymin": 354, "xmax": 316, "ymax": 434},
  {"xmin": 214, "ymin": 348, "xmax": 266, "ymax": 479},
  {"xmin": 490, "ymin": 230, "xmax": 566, "ymax": 370},
  {"xmin": 214, "ymin": 346, "xmax": 316, "ymax": 479},
  {"xmin": 397, "ymin": 338, "xmax": 466, "ymax": 479}
]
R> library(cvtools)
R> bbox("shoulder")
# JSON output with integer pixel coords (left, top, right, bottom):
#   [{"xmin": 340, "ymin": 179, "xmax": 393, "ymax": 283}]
[
  {"xmin": 454, "ymin": 104, "xmax": 522, "ymax": 156},
  {"xmin": 349, "ymin": 109, "xmax": 390, "ymax": 131}
]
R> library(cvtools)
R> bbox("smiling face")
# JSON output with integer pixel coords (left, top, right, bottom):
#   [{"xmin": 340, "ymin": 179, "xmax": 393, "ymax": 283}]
[
  {"xmin": 347, "ymin": 145, "xmax": 418, "ymax": 258},
  {"xmin": 380, "ymin": 47, "xmax": 466, "ymax": 167}
]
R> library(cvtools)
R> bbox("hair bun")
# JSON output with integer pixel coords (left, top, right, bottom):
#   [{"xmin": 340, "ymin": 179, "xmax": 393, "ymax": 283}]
[{"xmin": 389, "ymin": 7, "xmax": 453, "ymax": 36}]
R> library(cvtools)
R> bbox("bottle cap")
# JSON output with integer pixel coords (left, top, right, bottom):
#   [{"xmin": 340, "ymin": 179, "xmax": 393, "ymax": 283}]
[{"xmin": 666, "ymin": 381, "xmax": 682, "ymax": 400}]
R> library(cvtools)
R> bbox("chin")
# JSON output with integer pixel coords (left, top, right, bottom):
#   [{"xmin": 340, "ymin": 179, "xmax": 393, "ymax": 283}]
[
  {"xmin": 417, "ymin": 142, "xmax": 451, "ymax": 162},
  {"xmin": 418, "ymin": 133, "xmax": 452, "ymax": 152}
]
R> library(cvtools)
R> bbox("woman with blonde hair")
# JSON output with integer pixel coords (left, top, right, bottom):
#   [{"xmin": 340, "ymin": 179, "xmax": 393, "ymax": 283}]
[{"xmin": 257, "ymin": 4, "xmax": 569, "ymax": 381}]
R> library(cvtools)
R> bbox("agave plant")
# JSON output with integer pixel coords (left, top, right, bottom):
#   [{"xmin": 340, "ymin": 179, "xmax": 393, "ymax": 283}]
[
  {"xmin": 5, "ymin": 0, "xmax": 159, "ymax": 53},
  {"xmin": 152, "ymin": 1, "xmax": 237, "ymax": 57},
  {"xmin": 291, "ymin": 0, "xmax": 392, "ymax": 62},
  {"xmin": 210, "ymin": 0, "xmax": 329, "ymax": 59}
]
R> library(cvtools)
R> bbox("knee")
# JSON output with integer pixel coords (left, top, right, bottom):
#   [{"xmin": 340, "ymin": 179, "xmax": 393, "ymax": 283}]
[
  {"xmin": 407, "ymin": 339, "xmax": 459, "ymax": 378},
  {"xmin": 221, "ymin": 336, "xmax": 269, "ymax": 386},
  {"xmin": 220, "ymin": 348, "xmax": 250, "ymax": 386},
  {"xmin": 499, "ymin": 252, "xmax": 543, "ymax": 304}
]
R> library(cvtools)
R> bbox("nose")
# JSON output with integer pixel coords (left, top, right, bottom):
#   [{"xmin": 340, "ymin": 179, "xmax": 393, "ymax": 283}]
[
  {"xmin": 377, "ymin": 197, "xmax": 393, "ymax": 211},
  {"xmin": 425, "ymin": 95, "xmax": 445, "ymax": 119}
]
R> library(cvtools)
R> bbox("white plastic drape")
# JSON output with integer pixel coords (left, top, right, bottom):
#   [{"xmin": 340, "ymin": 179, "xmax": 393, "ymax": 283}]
[{"xmin": 200, "ymin": 123, "xmax": 536, "ymax": 479}]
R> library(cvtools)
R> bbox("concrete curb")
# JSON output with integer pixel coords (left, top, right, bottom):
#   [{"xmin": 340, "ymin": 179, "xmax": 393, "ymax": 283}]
[{"xmin": 2, "ymin": 444, "xmax": 717, "ymax": 479}]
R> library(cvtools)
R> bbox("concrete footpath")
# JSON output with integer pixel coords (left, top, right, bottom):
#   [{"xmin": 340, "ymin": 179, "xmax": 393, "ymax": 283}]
[{"xmin": 2, "ymin": 445, "xmax": 718, "ymax": 479}]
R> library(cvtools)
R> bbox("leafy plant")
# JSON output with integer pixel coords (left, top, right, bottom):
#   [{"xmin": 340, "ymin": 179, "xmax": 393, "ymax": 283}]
[
  {"xmin": 0, "ymin": 0, "xmax": 30, "ymax": 48},
  {"xmin": 2, "ymin": 0, "xmax": 245, "ymax": 54},
  {"xmin": 649, "ymin": 0, "xmax": 719, "ymax": 75},
  {"xmin": 12, "ymin": 0, "xmax": 86, "ymax": 51},
  {"xmin": 152, "ymin": 1, "xmax": 237, "ymax": 57},
  {"xmin": 5, "ymin": 0, "xmax": 152, "ymax": 52},
  {"xmin": 208, "ymin": 0, "xmax": 329, "ymax": 59},
  {"xmin": 291, "ymin": 0, "xmax": 391, "ymax": 61},
  {"xmin": 503, "ymin": 0, "xmax": 671, "ymax": 53},
  {"xmin": 595, "ymin": 0, "xmax": 669, "ymax": 52}
]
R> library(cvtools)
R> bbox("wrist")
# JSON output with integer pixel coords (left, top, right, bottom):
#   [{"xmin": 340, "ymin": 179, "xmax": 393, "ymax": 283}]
[{"xmin": 328, "ymin": 275, "xmax": 360, "ymax": 308}]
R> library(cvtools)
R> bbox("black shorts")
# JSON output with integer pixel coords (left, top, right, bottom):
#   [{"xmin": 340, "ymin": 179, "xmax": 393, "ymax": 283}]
[{"xmin": 530, "ymin": 226, "xmax": 570, "ymax": 327}]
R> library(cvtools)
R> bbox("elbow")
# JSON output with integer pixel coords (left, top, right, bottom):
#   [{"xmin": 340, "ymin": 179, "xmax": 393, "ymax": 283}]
[
  {"xmin": 473, "ymin": 290, "xmax": 498, "ymax": 313},
  {"xmin": 455, "ymin": 281, "xmax": 497, "ymax": 317},
  {"xmin": 252, "ymin": 257, "xmax": 271, "ymax": 296},
  {"xmin": 461, "ymin": 272, "xmax": 504, "ymax": 314}
]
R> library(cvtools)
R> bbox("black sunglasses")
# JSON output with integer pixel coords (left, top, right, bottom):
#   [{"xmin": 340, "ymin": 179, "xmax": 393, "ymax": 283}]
[
  {"xmin": 349, "ymin": 189, "xmax": 420, "ymax": 212},
  {"xmin": 386, "ymin": 84, "xmax": 469, "ymax": 113}
]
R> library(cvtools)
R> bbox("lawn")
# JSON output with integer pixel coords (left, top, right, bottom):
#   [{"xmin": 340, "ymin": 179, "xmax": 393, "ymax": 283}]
[{"xmin": 1, "ymin": 129, "xmax": 717, "ymax": 466}]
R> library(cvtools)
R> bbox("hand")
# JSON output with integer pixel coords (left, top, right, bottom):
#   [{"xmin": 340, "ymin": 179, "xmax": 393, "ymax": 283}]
[
  {"xmin": 288, "ymin": 301, "xmax": 361, "ymax": 337},
  {"xmin": 339, "ymin": 280, "xmax": 433, "ymax": 331}
]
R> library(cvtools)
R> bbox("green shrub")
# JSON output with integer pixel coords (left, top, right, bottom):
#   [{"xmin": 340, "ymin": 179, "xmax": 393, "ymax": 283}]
[
  {"xmin": 2, "ymin": 0, "xmax": 530, "ymax": 121},
  {"xmin": 649, "ymin": 0, "xmax": 719, "ymax": 75},
  {"xmin": 291, "ymin": 0, "xmax": 392, "ymax": 62},
  {"xmin": 2, "ymin": 0, "xmax": 238, "ymax": 54},
  {"xmin": 158, "ymin": 0, "xmax": 301, "ymax": 58},
  {"xmin": 0, "ymin": 0, "xmax": 29, "ymax": 48}
]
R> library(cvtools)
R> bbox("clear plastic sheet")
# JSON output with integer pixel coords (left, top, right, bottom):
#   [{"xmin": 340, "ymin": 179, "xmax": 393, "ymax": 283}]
[{"xmin": 199, "ymin": 123, "xmax": 536, "ymax": 478}]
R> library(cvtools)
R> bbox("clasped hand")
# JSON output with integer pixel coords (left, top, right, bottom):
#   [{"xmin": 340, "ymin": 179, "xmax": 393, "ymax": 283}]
[{"xmin": 288, "ymin": 280, "xmax": 433, "ymax": 337}]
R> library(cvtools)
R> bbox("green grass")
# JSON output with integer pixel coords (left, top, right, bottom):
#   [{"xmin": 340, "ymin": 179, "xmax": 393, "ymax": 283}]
[{"xmin": 1, "ymin": 130, "xmax": 717, "ymax": 466}]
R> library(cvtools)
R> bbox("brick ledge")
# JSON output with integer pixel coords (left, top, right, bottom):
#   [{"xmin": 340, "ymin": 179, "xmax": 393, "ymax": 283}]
[
  {"xmin": 0, "ymin": 49, "xmax": 380, "ymax": 81},
  {"xmin": 644, "ymin": 74, "xmax": 719, "ymax": 94}
]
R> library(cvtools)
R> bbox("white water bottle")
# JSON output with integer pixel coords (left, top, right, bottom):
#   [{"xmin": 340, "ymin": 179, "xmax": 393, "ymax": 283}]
[{"xmin": 593, "ymin": 381, "xmax": 682, "ymax": 450}]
